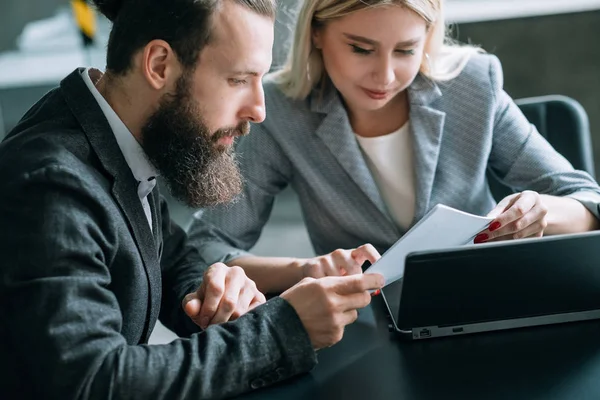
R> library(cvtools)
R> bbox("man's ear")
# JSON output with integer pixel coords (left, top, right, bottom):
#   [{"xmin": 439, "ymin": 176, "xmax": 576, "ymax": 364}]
[{"xmin": 140, "ymin": 39, "xmax": 179, "ymax": 90}]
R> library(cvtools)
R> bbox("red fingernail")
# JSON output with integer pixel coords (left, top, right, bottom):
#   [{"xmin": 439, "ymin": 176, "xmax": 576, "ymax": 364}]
[
  {"xmin": 489, "ymin": 221, "xmax": 501, "ymax": 232},
  {"xmin": 474, "ymin": 233, "xmax": 489, "ymax": 244},
  {"xmin": 372, "ymin": 289, "xmax": 381, "ymax": 296}
]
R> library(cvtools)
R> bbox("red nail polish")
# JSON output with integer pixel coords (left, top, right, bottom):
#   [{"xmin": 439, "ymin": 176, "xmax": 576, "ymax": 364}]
[
  {"xmin": 489, "ymin": 221, "xmax": 501, "ymax": 232},
  {"xmin": 372, "ymin": 289, "xmax": 381, "ymax": 296},
  {"xmin": 474, "ymin": 233, "xmax": 489, "ymax": 243}
]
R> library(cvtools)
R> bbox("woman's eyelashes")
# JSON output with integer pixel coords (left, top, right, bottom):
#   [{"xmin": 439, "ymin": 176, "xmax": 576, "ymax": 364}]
[
  {"xmin": 349, "ymin": 44, "xmax": 415, "ymax": 56},
  {"xmin": 350, "ymin": 44, "xmax": 373, "ymax": 55}
]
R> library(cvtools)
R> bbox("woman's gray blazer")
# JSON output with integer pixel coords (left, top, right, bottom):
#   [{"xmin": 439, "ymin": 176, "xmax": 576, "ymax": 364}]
[{"xmin": 188, "ymin": 54, "xmax": 600, "ymax": 262}]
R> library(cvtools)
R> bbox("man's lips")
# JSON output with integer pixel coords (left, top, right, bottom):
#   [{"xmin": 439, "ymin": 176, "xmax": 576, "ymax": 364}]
[{"xmin": 216, "ymin": 135, "xmax": 236, "ymax": 146}]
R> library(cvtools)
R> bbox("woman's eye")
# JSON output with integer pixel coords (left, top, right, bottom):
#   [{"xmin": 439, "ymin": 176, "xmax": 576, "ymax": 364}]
[
  {"xmin": 350, "ymin": 44, "xmax": 373, "ymax": 55},
  {"xmin": 396, "ymin": 49, "xmax": 416, "ymax": 56}
]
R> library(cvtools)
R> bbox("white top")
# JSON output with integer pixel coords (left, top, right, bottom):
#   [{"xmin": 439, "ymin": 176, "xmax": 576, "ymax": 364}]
[
  {"xmin": 81, "ymin": 68, "xmax": 158, "ymax": 231},
  {"xmin": 355, "ymin": 122, "xmax": 415, "ymax": 230}
]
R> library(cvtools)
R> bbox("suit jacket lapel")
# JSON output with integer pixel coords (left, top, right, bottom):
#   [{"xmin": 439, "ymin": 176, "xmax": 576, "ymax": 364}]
[
  {"xmin": 149, "ymin": 187, "xmax": 163, "ymax": 260},
  {"xmin": 310, "ymin": 82, "xmax": 394, "ymax": 223},
  {"xmin": 407, "ymin": 75, "xmax": 446, "ymax": 223},
  {"xmin": 60, "ymin": 69, "xmax": 161, "ymax": 343}
]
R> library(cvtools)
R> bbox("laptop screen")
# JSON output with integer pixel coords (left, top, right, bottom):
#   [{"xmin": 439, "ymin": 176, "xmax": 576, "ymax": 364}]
[{"xmin": 386, "ymin": 232, "xmax": 600, "ymax": 330}]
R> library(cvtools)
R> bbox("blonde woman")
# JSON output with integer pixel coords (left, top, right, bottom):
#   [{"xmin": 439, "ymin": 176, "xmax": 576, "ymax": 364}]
[{"xmin": 189, "ymin": 0, "xmax": 600, "ymax": 294}]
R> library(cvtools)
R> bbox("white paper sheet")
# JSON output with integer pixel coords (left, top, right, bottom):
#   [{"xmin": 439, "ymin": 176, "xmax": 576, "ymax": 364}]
[{"xmin": 364, "ymin": 204, "xmax": 494, "ymax": 286}]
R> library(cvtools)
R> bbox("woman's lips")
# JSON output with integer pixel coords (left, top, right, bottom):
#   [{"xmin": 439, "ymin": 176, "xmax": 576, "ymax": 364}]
[{"xmin": 362, "ymin": 88, "xmax": 390, "ymax": 100}]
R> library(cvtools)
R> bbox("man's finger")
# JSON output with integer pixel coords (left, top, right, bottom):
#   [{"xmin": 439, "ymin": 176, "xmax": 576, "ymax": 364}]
[
  {"xmin": 254, "ymin": 291, "xmax": 266, "ymax": 305},
  {"xmin": 182, "ymin": 295, "xmax": 201, "ymax": 318},
  {"xmin": 230, "ymin": 287, "xmax": 257, "ymax": 320},
  {"xmin": 198, "ymin": 266, "xmax": 228, "ymax": 328},
  {"xmin": 182, "ymin": 292, "xmax": 197, "ymax": 309},
  {"xmin": 338, "ymin": 291, "xmax": 373, "ymax": 312},
  {"xmin": 340, "ymin": 309, "xmax": 360, "ymax": 326},
  {"xmin": 334, "ymin": 273, "xmax": 385, "ymax": 295},
  {"xmin": 209, "ymin": 271, "xmax": 245, "ymax": 325},
  {"xmin": 248, "ymin": 298, "xmax": 264, "ymax": 311}
]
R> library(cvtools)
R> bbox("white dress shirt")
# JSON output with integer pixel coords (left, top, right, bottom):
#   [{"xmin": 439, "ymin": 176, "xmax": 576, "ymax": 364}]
[{"xmin": 81, "ymin": 68, "xmax": 158, "ymax": 231}]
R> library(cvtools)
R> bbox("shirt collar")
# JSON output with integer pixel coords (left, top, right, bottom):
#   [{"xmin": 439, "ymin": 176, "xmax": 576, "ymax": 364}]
[{"xmin": 81, "ymin": 68, "xmax": 158, "ymax": 194}]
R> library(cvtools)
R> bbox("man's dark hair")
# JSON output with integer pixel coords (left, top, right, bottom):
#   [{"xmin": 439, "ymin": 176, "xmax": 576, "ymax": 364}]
[{"xmin": 92, "ymin": 0, "xmax": 276, "ymax": 75}]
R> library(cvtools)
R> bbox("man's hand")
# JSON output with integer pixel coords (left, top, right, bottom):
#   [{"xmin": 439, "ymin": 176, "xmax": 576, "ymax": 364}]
[
  {"xmin": 299, "ymin": 244, "xmax": 381, "ymax": 278},
  {"xmin": 182, "ymin": 263, "xmax": 266, "ymax": 329},
  {"xmin": 280, "ymin": 273, "xmax": 384, "ymax": 350}
]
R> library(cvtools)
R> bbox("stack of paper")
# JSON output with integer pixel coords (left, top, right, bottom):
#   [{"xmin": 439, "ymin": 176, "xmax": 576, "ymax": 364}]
[{"xmin": 365, "ymin": 204, "xmax": 494, "ymax": 286}]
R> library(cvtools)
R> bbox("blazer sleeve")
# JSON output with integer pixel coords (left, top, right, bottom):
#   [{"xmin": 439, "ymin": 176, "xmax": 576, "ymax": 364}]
[
  {"xmin": 158, "ymin": 194, "xmax": 206, "ymax": 337},
  {"xmin": 0, "ymin": 165, "xmax": 316, "ymax": 399},
  {"xmin": 486, "ymin": 56, "xmax": 600, "ymax": 219},
  {"xmin": 187, "ymin": 122, "xmax": 294, "ymax": 264}
]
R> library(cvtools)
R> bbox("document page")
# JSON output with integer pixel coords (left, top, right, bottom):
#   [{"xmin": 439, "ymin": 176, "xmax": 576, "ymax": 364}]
[{"xmin": 364, "ymin": 204, "xmax": 494, "ymax": 286}]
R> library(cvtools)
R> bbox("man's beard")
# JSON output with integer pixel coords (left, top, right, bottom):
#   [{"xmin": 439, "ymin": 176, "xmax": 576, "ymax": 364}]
[{"xmin": 140, "ymin": 73, "xmax": 249, "ymax": 208}]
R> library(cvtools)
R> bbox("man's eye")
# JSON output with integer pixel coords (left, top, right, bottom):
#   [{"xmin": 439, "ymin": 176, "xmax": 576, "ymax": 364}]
[{"xmin": 229, "ymin": 78, "xmax": 247, "ymax": 85}]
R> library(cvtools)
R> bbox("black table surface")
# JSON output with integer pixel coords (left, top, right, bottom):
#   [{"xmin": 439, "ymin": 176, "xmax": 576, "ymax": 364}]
[{"xmin": 238, "ymin": 296, "xmax": 600, "ymax": 400}]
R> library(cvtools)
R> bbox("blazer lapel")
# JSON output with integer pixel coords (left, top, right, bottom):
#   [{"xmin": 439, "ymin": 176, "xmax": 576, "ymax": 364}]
[
  {"xmin": 149, "ymin": 187, "xmax": 163, "ymax": 260},
  {"xmin": 407, "ymin": 75, "xmax": 446, "ymax": 223},
  {"xmin": 60, "ymin": 69, "xmax": 161, "ymax": 344},
  {"xmin": 310, "ymin": 83, "xmax": 393, "ymax": 222}
]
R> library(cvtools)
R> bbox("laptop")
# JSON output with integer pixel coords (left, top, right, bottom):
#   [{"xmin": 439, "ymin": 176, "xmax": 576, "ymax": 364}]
[{"xmin": 379, "ymin": 230, "xmax": 600, "ymax": 340}]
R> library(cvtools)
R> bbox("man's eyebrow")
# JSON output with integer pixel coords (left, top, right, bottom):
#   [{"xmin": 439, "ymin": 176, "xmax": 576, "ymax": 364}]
[
  {"xmin": 342, "ymin": 33, "xmax": 421, "ymax": 47},
  {"xmin": 230, "ymin": 70, "xmax": 260, "ymax": 77}
]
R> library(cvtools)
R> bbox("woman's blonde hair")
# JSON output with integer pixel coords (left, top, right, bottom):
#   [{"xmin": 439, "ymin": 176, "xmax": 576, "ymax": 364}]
[{"xmin": 273, "ymin": 0, "xmax": 482, "ymax": 99}]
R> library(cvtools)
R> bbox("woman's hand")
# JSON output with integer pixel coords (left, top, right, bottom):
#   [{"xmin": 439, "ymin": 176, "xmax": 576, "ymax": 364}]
[{"xmin": 476, "ymin": 190, "xmax": 549, "ymax": 243}]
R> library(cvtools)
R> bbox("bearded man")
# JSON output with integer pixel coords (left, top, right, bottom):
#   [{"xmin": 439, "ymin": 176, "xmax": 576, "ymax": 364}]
[{"xmin": 0, "ymin": 1, "xmax": 383, "ymax": 399}]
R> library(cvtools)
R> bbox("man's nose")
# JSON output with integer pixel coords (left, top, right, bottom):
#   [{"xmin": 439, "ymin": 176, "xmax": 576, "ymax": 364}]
[{"xmin": 241, "ymin": 85, "xmax": 266, "ymax": 123}]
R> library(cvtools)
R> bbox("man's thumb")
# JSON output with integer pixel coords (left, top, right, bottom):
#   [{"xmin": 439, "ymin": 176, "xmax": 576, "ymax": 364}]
[{"xmin": 183, "ymin": 294, "xmax": 201, "ymax": 317}]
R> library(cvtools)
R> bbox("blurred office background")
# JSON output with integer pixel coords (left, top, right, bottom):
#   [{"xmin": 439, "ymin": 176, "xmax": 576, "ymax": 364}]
[{"xmin": 2, "ymin": 0, "xmax": 600, "ymax": 342}]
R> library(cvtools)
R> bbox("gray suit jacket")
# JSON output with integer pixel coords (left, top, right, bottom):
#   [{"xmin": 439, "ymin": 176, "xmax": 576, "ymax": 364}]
[
  {"xmin": 0, "ymin": 69, "xmax": 316, "ymax": 399},
  {"xmin": 189, "ymin": 54, "xmax": 600, "ymax": 262}
]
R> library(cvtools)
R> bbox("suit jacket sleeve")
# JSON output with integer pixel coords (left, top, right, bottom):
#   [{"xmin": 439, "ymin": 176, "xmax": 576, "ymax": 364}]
[
  {"xmin": 0, "ymin": 165, "xmax": 316, "ymax": 399},
  {"xmin": 187, "ymin": 124, "xmax": 294, "ymax": 264},
  {"xmin": 486, "ymin": 56, "xmax": 600, "ymax": 219},
  {"xmin": 158, "ymin": 194, "xmax": 209, "ymax": 337}
]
